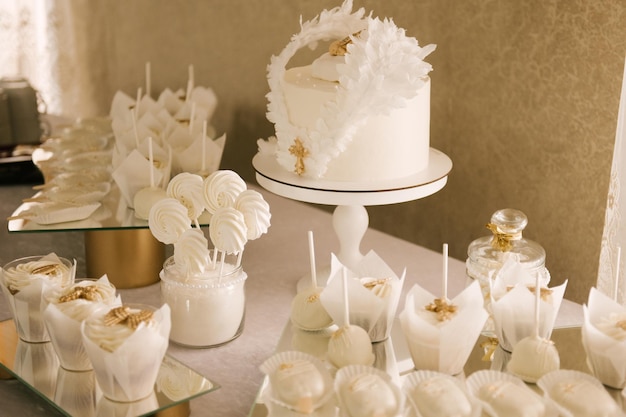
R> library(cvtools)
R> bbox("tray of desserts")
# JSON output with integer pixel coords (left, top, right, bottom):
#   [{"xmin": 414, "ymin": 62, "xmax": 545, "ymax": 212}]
[
  {"xmin": 249, "ymin": 320, "xmax": 626, "ymax": 417},
  {"xmin": 0, "ymin": 319, "xmax": 219, "ymax": 417}
]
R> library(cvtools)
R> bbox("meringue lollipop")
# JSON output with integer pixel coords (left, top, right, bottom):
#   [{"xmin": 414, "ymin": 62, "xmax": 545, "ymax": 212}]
[
  {"xmin": 507, "ymin": 273, "xmax": 560, "ymax": 382},
  {"xmin": 327, "ymin": 268, "xmax": 374, "ymax": 368},
  {"xmin": 290, "ymin": 231, "xmax": 333, "ymax": 331}
]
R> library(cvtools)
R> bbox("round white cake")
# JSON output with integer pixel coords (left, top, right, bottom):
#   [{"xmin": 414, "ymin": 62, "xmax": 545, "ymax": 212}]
[{"xmin": 260, "ymin": 0, "xmax": 436, "ymax": 182}]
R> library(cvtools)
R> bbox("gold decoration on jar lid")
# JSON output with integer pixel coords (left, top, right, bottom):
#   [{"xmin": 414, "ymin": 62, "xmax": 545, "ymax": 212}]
[
  {"xmin": 425, "ymin": 298, "xmax": 457, "ymax": 321},
  {"xmin": 486, "ymin": 223, "xmax": 522, "ymax": 252},
  {"xmin": 289, "ymin": 138, "xmax": 309, "ymax": 175}
]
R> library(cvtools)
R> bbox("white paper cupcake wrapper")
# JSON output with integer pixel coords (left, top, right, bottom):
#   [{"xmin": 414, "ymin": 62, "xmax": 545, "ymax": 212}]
[
  {"xmin": 334, "ymin": 364, "xmax": 404, "ymax": 417},
  {"xmin": 260, "ymin": 350, "xmax": 335, "ymax": 414},
  {"xmin": 402, "ymin": 370, "xmax": 481, "ymax": 417},
  {"xmin": 537, "ymin": 369, "xmax": 622, "ymax": 417}
]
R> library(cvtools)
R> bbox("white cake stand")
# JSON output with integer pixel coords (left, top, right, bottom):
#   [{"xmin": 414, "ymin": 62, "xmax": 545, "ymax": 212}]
[{"xmin": 252, "ymin": 148, "xmax": 452, "ymax": 289}]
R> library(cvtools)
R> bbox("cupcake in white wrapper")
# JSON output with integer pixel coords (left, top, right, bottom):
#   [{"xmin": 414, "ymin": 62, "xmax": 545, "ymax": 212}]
[
  {"xmin": 537, "ymin": 369, "xmax": 621, "ymax": 417},
  {"xmin": 399, "ymin": 281, "xmax": 487, "ymax": 375},
  {"xmin": 490, "ymin": 262, "xmax": 567, "ymax": 352},
  {"xmin": 403, "ymin": 370, "xmax": 481, "ymax": 417},
  {"xmin": 335, "ymin": 364, "xmax": 404, "ymax": 417},
  {"xmin": 81, "ymin": 303, "xmax": 171, "ymax": 403},
  {"xmin": 467, "ymin": 370, "xmax": 554, "ymax": 417},
  {"xmin": 54, "ymin": 368, "xmax": 100, "ymax": 417},
  {"xmin": 95, "ymin": 393, "xmax": 159, "ymax": 417},
  {"xmin": 582, "ymin": 287, "xmax": 626, "ymax": 389},
  {"xmin": 43, "ymin": 275, "xmax": 120, "ymax": 371},
  {"xmin": 320, "ymin": 252, "xmax": 405, "ymax": 342},
  {"xmin": 14, "ymin": 339, "xmax": 59, "ymax": 398},
  {"xmin": 1, "ymin": 253, "xmax": 76, "ymax": 342},
  {"xmin": 260, "ymin": 350, "xmax": 335, "ymax": 415}
]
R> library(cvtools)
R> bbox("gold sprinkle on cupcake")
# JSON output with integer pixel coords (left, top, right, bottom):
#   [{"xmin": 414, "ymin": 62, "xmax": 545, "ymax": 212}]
[
  {"xmin": 362, "ymin": 278, "xmax": 390, "ymax": 289},
  {"xmin": 32, "ymin": 264, "xmax": 62, "ymax": 276},
  {"xmin": 104, "ymin": 305, "xmax": 153, "ymax": 329},
  {"xmin": 329, "ymin": 31, "xmax": 361, "ymax": 56},
  {"xmin": 425, "ymin": 298, "xmax": 458, "ymax": 322},
  {"xmin": 59, "ymin": 285, "xmax": 99, "ymax": 303}
]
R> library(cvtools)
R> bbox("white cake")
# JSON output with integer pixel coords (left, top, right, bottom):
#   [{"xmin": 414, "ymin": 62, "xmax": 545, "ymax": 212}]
[{"xmin": 259, "ymin": 0, "xmax": 435, "ymax": 182}]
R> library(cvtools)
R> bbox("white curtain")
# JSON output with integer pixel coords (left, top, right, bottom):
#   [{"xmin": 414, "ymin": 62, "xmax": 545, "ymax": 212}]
[
  {"xmin": 598, "ymin": 58, "xmax": 626, "ymax": 303},
  {"xmin": 0, "ymin": 0, "xmax": 101, "ymax": 117}
]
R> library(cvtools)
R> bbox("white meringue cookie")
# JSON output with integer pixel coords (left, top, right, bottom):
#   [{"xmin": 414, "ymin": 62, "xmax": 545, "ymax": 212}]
[
  {"xmin": 234, "ymin": 189, "xmax": 271, "ymax": 240},
  {"xmin": 209, "ymin": 207, "xmax": 248, "ymax": 254},
  {"xmin": 148, "ymin": 198, "xmax": 191, "ymax": 244},
  {"xmin": 202, "ymin": 170, "xmax": 246, "ymax": 215},
  {"xmin": 167, "ymin": 172, "xmax": 205, "ymax": 221}
]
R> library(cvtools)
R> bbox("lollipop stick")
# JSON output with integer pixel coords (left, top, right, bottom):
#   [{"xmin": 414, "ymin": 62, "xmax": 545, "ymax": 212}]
[
  {"xmin": 614, "ymin": 246, "xmax": 622, "ymax": 302},
  {"xmin": 237, "ymin": 251, "xmax": 243, "ymax": 267},
  {"xmin": 342, "ymin": 267, "xmax": 350, "ymax": 327},
  {"xmin": 186, "ymin": 64, "xmax": 194, "ymax": 102},
  {"xmin": 442, "ymin": 243, "xmax": 449, "ymax": 301},
  {"xmin": 308, "ymin": 230, "xmax": 317, "ymax": 289},
  {"xmin": 218, "ymin": 250, "xmax": 226, "ymax": 283},
  {"xmin": 212, "ymin": 247, "xmax": 218, "ymax": 269},
  {"xmin": 145, "ymin": 61, "xmax": 151, "ymax": 99},
  {"xmin": 148, "ymin": 137, "xmax": 155, "ymax": 188}
]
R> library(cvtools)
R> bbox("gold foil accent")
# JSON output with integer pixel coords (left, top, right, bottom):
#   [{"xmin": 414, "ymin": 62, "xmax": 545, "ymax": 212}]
[
  {"xmin": 486, "ymin": 223, "xmax": 521, "ymax": 252},
  {"xmin": 506, "ymin": 285, "xmax": 553, "ymax": 302},
  {"xmin": 362, "ymin": 278, "xmax": 390, "ymax": 289},
  {"xmin": 104, "ymin": 306, "xmax": 154, "ymax": 329},
  {"xmin": 278, "ymin": 362, "xmax": 293, "ymax": 371},
  {"xmin": 31, "ymin": 264, "xmax": 61, "ymax": 276},
  {"xmin": 425, "ymin": 298, "xmax": 458, "ymax": 321},
  {"xmin": 306, "ymin": 293, "xmax": 320, "ymax": 303},
  {"xmin": 480, "ymin": 337, "xmax": 499, "ymax": 361},
  {"xmin": 329, "ymin": 31, "xmax": 361, "ymax": 56},
  {"xmin": 617, "ymin": 320, "xmax": 626, "ymax": 331},
  {"xmin": 289, "ymin": 138, "xmax": 309, "ymax": 175},
  {"xmin": 59, "ymin": 285, "xmax": 99, "ymax": 303}
]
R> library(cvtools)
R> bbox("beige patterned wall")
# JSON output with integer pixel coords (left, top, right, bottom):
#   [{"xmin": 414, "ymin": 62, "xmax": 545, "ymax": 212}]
[{"xmin": 79, "ymin": 0, "xmax": 625, "ymax": 303}]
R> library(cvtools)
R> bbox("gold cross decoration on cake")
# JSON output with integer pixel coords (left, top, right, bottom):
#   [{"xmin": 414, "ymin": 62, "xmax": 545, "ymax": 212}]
[{"xmin": 289, "ymin": 138, "xmax": 309, "ymax": 175}]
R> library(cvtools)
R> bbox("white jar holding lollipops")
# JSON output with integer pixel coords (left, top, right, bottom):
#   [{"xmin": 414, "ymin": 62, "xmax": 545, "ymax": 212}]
[{"xmin": 150, "ymin": 170, "xmax": 271, "ymax": 347}]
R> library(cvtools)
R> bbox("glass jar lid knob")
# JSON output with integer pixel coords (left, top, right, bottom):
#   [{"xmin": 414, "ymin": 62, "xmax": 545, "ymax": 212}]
[{"xmin": 486, "ymin": 208, "xmax": 528, "ymax": 252}]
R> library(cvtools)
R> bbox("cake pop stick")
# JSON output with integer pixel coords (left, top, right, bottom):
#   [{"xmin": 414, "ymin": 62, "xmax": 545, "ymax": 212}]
[
  {"xmin": 135, "ymin": 87, "xmax": 142, "ymax": 118},
  {"xmin": 189, "ymin": 102, "xmax": 196, "ymax": 135},
  {"xmin": 212, "ymin": 246, "xmax": 218, "ymax": 269},
  {"xmin": 343, "ymin": 267, "xmax": 350, "ymax": 326},
  {"xmin": 614, "ymin": 246, "xmax": 622, "ymax": 302},
  {"xmin": 308, "ymin": 230, "xmax": 318, "ymax": 289},
  {"xmin": 186, "ymin": 64, "xmax": 194, "ymax": 102},
  {"xmin": 201, "ymin": 120, "xmax": 208, "ymax": 174},
  {"xmin": 442, "ymin": 243, "xmax": 449, "ymax": 301},
  {"xmin": 148, "ymin": 137, "xmax": 155, "ymax": 188},
  {"xmin": 131, "ymin": 109, "xmax": 140, "ymax": 149},
  {"xmin": 145, "ymin": 61, "xmax": 151, "ymax": 99}
]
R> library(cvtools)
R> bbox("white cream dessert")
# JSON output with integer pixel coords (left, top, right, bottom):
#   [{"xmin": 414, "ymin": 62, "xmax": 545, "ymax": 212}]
[
  {"xmin": 327, "ymin": 324, "xmax": 375, "ymax": 368},
  {"xmin": 596, "ymin": 312, "xmax": 626, "ymax": 341},
  {"xmin": 290, "ymin": 286, "xmax": 333, "ymax": 331},
  {"xmin": 269, "ymin": 358, "xmax": 326, "ymax": 414},
  {"xmin": 81, "ymin": 303, "xmax": 170, "ymax": 402},
  {"xmin": 44, "ymin": 277, "xmax": 119, "ymax": 370},
  {"xmin": 133, "ymin": 186, "xmax": 167, "ymax": 220},
  {"xmin": 409, "ymin": 375, "xmax": 472, "ymax": 417},
  {"xmin": 1, "ymin": 254, "xmax": 75, "ymax": 342},
  {"xmin": 477, "ymin": 380, "xmax": 546, "ymax": 417},
  {"xmin": 548, "ymin": 378, "xmax": 618, "ymax": 417},
  {"xmin": 508, "ymin": 336, "xmax": 559, "ymax": 383},
  {"xmin": 260, "ymin": 0, "xmax": 435, "ymax": 181},
  {"xmin": 339, "ymin": 372, "xmax": 399, "ymax": 417}
]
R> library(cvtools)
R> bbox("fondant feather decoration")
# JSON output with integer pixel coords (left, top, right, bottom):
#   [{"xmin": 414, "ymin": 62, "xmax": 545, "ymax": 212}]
[{"xmin": 261, "ymin": 0, "xmax": 436, "ymax": 178}]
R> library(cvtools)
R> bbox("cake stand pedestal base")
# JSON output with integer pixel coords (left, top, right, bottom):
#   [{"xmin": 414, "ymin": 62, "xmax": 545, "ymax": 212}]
[
  {"xmin": 253, "ymin": 148, "xmax": 452, "ymax": 291},
  {"xmin": 85, "ymin": 228, "xmax": 164, "ymax": 289}
]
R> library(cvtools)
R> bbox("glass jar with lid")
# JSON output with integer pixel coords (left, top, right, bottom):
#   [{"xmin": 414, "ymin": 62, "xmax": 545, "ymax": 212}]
[{"xmin": 466, "ymin": 208, "xmax": 550, "ymax": 315}]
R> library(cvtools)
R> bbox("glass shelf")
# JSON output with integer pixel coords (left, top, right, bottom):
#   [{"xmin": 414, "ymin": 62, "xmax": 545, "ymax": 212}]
[{"xmin": 0, "ymin": 320, "xmax": 220, "ymax": 417}]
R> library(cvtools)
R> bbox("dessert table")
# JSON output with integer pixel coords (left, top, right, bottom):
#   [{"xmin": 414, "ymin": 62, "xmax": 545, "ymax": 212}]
[{"xmin": 0, "ymin": 182, "xmax": 584, "ymax": 417}]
